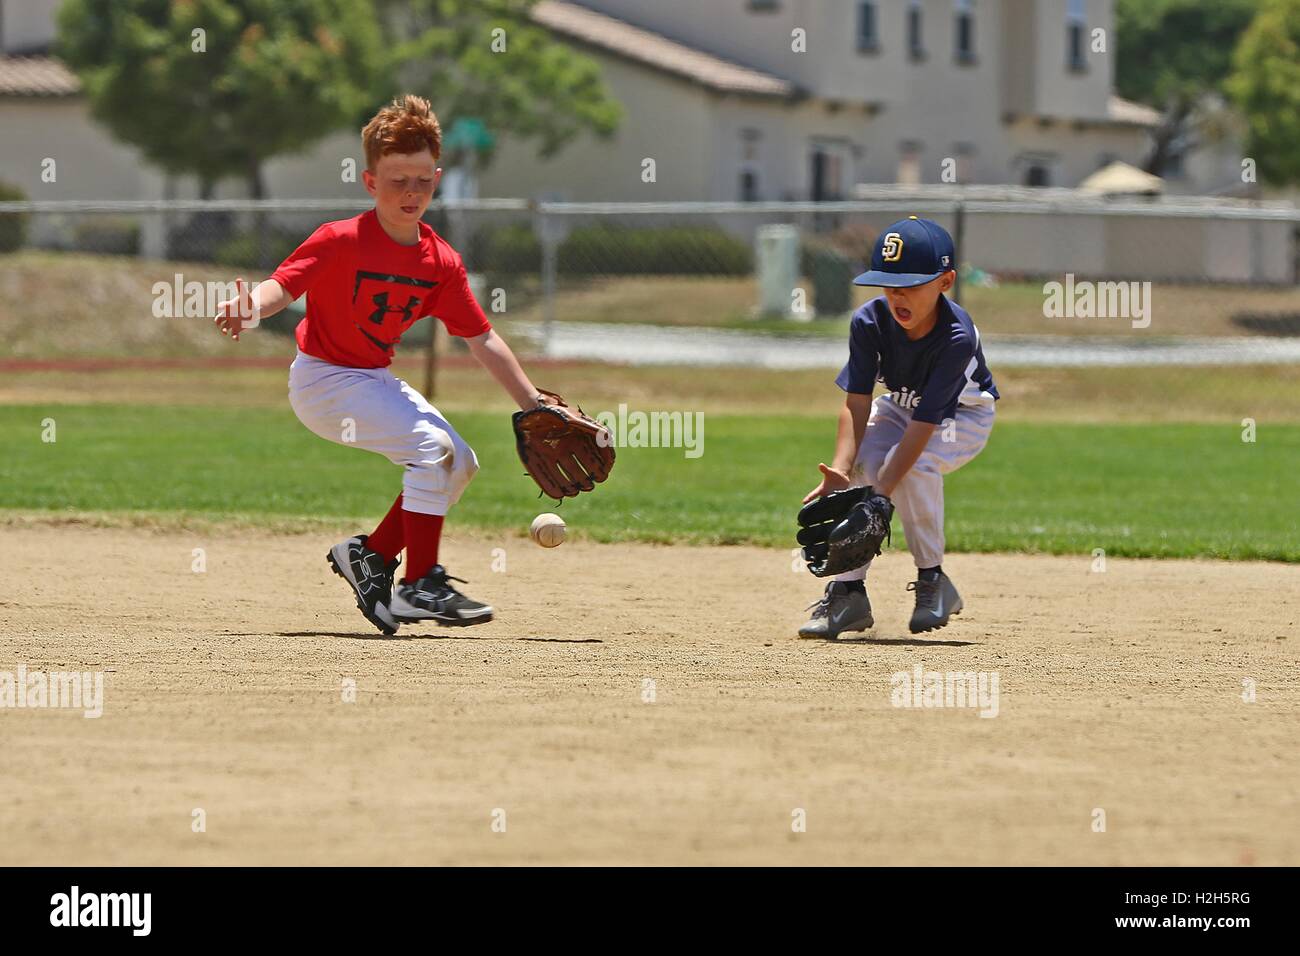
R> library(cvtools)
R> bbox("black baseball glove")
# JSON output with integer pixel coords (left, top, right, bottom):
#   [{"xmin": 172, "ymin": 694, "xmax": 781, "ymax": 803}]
[{"xmin": 797, "ymin": 486, "xmax": 895, "ymax": 577}]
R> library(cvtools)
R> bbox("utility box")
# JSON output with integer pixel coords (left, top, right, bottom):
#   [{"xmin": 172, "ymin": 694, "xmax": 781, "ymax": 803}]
[{"xmin": 755, "ymin": 224, "xmax": 800, "ymax": 318}]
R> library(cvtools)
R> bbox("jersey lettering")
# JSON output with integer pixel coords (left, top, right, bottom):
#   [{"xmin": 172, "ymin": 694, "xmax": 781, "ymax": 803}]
[{"xmin": 892, "ymin": 386, "xmax": 922, "ymax": 409}]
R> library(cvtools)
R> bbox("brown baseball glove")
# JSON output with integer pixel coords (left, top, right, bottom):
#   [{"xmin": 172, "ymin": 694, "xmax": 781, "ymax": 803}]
[{"xmin": 512, "ymin": 390, "xmax": 615, "ymax": 500}]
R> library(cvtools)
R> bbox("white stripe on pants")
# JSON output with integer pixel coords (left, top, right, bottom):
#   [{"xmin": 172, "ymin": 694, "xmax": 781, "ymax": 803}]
[
  {"xmin": 834, "ymin": 395, "xmax": 994, "ymax": 579},
  {"xmin": 287, "ymin": 350, "xmax": 479, "ymax": 516}
]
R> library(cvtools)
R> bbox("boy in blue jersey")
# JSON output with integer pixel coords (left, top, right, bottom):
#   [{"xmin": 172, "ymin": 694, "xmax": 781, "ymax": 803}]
[{"xmin": 799, "ymin": 217, "xmax": 999, "ymax": 638}]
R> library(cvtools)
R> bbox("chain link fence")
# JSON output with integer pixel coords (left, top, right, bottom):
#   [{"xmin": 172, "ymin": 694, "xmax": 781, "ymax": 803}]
[{"xmin": 1, "ymin": 197, "xmax": 1298, "ymax": 375}]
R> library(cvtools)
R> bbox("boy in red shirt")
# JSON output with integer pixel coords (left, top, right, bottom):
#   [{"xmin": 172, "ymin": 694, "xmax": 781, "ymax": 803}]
[{"xmin": 214, "ymin": 95, "xmax": 548, "ymax": 635}]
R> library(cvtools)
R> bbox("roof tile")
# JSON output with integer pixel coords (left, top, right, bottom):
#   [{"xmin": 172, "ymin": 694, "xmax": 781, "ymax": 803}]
[
  {"xmin": 0, "ymin": 55, "xmax": 80, "ymax": 97},
  {"xmin": 531, "ymin": 1, "xmax": 793, "ymax": 98}
]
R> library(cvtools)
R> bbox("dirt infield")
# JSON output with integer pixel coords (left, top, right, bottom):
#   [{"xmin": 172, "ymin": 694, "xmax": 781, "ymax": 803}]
[{"xmin": 2, "ymin": 524, "xmax": 1296, "ymax": 866}]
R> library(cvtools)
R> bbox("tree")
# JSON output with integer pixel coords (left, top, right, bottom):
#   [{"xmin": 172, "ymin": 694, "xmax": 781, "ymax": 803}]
[
  {"xmin": 1114, "ymin": 0, "xmax": 1256, "ymax": 175},
  {"xmin": 377, "ymin": 0, "xmax": 622, "ymax": 166},
  {"xmin": 57, "ymin": 0, "xmax": 621, "ymax": 198},
  {"xmin": 1227, "ymin": 0, "xmax": 1300, "ymax": 185},
  {"xmin": 57, "ymin": 0, "xmax": 385, "ymax": 198}
]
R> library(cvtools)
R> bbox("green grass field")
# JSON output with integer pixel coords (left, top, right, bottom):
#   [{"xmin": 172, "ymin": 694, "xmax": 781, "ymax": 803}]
[{"xmin": 2, "ymin": 403, "xmax": 1296, "ymax": 560}]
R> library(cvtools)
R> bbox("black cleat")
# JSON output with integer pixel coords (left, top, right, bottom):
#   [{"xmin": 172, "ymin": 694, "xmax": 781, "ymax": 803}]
[
  {"xmin": 327, "ymin": 534, "xmax": 400, "ymax": 636},
  {"xmin": 388, "ymin": 565, "xmax": 494, "ymax": 626}
]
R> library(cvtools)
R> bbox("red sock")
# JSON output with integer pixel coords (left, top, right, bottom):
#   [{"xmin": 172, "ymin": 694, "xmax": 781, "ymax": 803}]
[
  {"xmin": 366, "ymin": 493, "xmax": 405, "ymax": 562},
  {"xmin": 402, "ymin": 509, "xmax": 445, "ymax": 583}
]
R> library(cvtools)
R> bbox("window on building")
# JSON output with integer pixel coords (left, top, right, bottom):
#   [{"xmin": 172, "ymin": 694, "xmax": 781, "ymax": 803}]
[
  {"xmin": 1067, "ymin": 0, "xmax": 1087, "ymax": 72},
  {"xmin": 955, "ymin": 0, "xmax": 976, "ymax": 64},
  {"xmin": 858, "ymin": 2, "xmax": 879, "ymax": 53},
  {"xmin": 897, "ymin": 142, "xmax": 923, "ymax": 185},
  {"xmin": 952, "ymin": 143, "xmax": 976, "ymax": 183},
  {"xmin": 740, "ymin": 129, "xmax": 762, "ymax": 201},
  {"xmin": 811, "ymin": 140, "xmax": 854, "ymax": 200},
  {"xmin": 1024, "ymin": 163, "xmax": 1052, "ymax": 187},
  {"xmin": 811, "ymin": 150, "xmax": 841, "ymax": 201},
  {"xmin": 747, "ymin": 0, "xmax": 780, "ymax": 12},
  {"xmin": 1016, "ymin": 152, "xmax": 1057, "ymax": 187},
  {"xmin": 907, "ymin": 1, "xmax": 925, "ymax": 60}
]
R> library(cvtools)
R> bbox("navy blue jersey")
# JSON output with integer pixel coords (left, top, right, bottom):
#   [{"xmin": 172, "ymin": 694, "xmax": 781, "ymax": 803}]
[{"xmin": 835, "ymin": 295, "xmax": 999, "ymax": 424}]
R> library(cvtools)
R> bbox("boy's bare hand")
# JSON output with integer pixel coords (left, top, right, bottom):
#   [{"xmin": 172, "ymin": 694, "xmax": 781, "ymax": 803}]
[
  {"xmin": 803, "ymin": 462, "xmax": 851, "ymax": 504},
  {"xmin": 213, "ymin": 277, "xmax": 254, "ymax": 341}
]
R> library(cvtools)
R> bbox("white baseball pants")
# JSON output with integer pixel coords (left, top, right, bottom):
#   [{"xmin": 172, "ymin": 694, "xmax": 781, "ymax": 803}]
[
  {"xmin": 835, "ymin": 395, "xmax": 994, "ymax": 578},
  {"xmin": 287, "ymin": 350, "xmax": 479, "ymax": 516}
]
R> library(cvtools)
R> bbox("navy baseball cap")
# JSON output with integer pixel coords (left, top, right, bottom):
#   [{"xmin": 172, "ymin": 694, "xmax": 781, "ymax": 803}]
[{"xmin": 853, "ymin": 216, "xmax": 957, "ymax": 288}]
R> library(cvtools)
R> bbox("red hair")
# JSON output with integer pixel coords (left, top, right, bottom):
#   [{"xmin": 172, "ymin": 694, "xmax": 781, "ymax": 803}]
[{"xmin": 362, "ymin": 94, "xmax": 442, "ymax": 169}]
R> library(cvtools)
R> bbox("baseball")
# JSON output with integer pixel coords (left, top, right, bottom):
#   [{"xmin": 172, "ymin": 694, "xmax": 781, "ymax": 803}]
[{"xmin": 530, "ymin": 513, "xmax": 567, "ymax": 548}]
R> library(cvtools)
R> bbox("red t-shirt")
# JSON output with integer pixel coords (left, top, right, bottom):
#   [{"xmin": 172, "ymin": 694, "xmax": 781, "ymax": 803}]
[{"xmin": 270, "ymin": 209, "xmax": 492, "ymax": 368}]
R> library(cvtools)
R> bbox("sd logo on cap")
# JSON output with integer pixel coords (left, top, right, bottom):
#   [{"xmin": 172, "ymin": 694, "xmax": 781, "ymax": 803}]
[{"xmin": 855, "ymin": 217, "xmax": 957, "ymax": 288}]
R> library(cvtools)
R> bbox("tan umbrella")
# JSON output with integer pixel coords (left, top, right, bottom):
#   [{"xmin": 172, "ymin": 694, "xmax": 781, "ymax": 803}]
[{"xmin": 1079, "ymin": 161, "xmax": 1165, "ymax": 196}]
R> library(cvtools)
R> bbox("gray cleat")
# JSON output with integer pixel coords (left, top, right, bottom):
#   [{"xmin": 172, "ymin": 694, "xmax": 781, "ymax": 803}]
[
  {"xmin": 907, "ymin": 571, "xmax": 964, "ymax": 634},
  {"xmin": 798, "ymin": 581, "xmax": 874, "ymax": 639}
]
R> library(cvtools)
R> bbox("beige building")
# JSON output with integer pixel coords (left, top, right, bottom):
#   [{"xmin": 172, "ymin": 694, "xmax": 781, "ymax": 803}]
[
  {"xmin": 1, "ymin": 0, "xmax": 1161, "ymax": 204},
  {"xmin": 479, "ymin": 0, "xmax": 1160, "ymax": 200}
]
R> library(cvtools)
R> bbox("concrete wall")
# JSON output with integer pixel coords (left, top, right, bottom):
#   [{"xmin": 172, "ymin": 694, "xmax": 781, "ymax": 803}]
[
  {"xmin": 1104, "ymin": 213, "xmax": 1200, "ymax": 280},
  {"xmin": 965, "ymin": 211, "xmax": 1108, "ymax": 276},
  {"xmin": 963, "ymin": 210, "xmax": 1293, "ymax": 283},
  {"xmin": 1197, "ymin": 218, "xmax": 1292, "ymax": 284}
]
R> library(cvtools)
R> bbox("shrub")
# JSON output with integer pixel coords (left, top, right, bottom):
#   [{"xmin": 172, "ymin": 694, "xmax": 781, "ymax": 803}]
[
  {"xmin": 167, "ymin": 210, "xmax": 236, "ymax": 263},
  {"xmin": 480, "ymin": 222, "xmax": 542, "ymax": 273},
  {"xmin": 801, "ymin": 222, "xmax": 877, "ymax": 275},
  {"xmin": 72, "ymin": 216, "xmax": 141, "ymax": 256},
  {"xmin": 214, "ymin": 229, "xmax": 303, "ymax": 269},
  {"xmin": 560, "ymin": 224, "xmax": 752, "ymax": 276},
  {"xmin": 0, "ymin": 181, "xmax": 30, "ymax": 254},
  {"xmin": 473, "ymin": 222, "xmax": 753, "ymax": 277}
]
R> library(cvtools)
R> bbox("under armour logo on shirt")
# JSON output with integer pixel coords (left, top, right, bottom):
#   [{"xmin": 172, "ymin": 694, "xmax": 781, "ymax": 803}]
[{"xmin": 367, "ymin": 291, "xmax": 421, "ymax": 326}]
